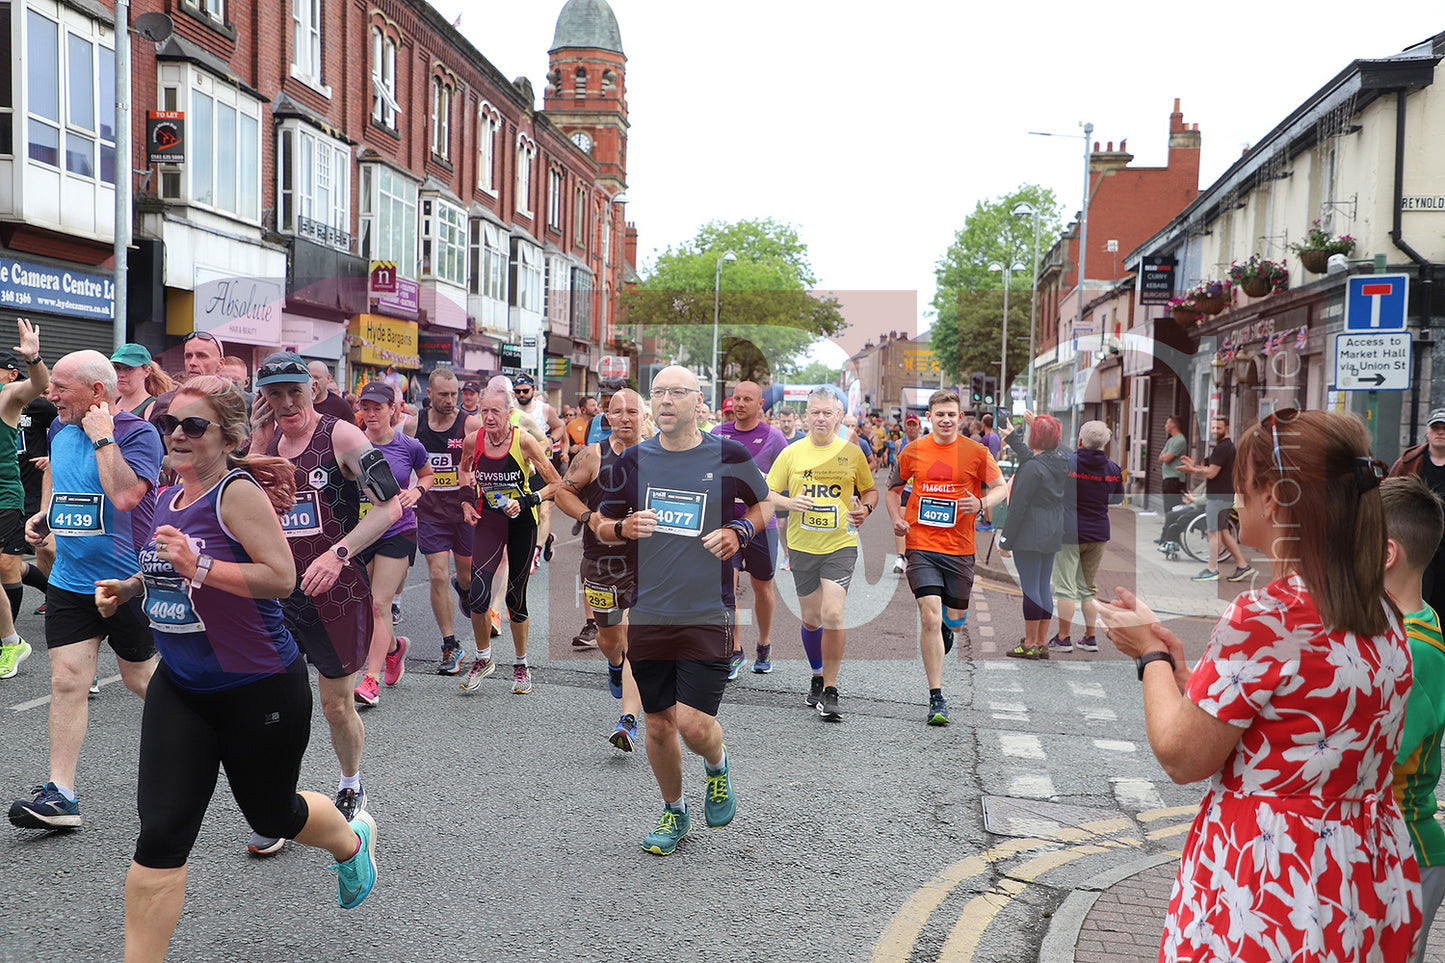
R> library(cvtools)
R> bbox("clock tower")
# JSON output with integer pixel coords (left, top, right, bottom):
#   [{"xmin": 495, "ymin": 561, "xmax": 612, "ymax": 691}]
[{"xmin": 544, "ymin": 0, "xmax": 628, "ymax": 193}]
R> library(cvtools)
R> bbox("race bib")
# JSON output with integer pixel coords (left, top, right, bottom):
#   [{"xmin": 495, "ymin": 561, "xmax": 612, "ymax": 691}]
[
  {"xmin": 142, "ymin": 575, "xmax": 205, "ymax": 634},
  {"xmin": 583, "ymin": 580, "xmax": 619, "ymax": 611},
  {"xmin": 358, "ymin": 499, "xmax": 373, "ymax": 520},
  {"xmin": 917, "ymin": 496, "xmax": 958, "ymax": 528},
  {"xmin": 646, "ymin": 487, "xmax": 706, "ymax": 537},
  {"xmin": 483, "ymin": 487, "xmax": 522, "ymax": 510},
  {"xmin": 280, "ymin": 490, "xmax": 322, "ymax": 537},
  {"xmin": 428, "ymin": 452, "xmax": 458, "ymax": 491},
  {"xmin": 799, "ymin": 504, "xmax": 839, "ymax": 531},
  {"xmin": 50, "ymin": 493, "xmax": 104, "ymax": 536}
]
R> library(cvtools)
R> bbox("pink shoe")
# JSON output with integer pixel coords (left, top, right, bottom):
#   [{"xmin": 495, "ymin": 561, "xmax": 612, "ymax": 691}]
[
  {"xmin": 353, "ymin": 674, "xmax": 380, "ymax": 706},
  {"xmin": 384, "ymin": 636, "xmax": 409, "ymax": 687}
]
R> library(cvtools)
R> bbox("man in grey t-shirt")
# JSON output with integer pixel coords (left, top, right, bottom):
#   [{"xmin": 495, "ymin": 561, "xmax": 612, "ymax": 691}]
[{"xmin": 1159, "ymin": 416, "xmax": 1187, "ymax": 513}]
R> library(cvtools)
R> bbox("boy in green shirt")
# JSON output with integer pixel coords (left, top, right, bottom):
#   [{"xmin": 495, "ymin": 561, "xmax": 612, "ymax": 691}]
[{"xmin": 1383, "ymin": 474, "xmax": 1445, "ymax": 963}]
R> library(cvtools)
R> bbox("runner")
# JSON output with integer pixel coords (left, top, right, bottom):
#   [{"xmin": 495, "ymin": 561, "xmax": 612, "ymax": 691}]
[
  {"xmin": 403, "ymin": 368, "xmax": 481, "ymax": 674},
  {"xmin": 352, "ymin": 381, "xmax": 432, "ymax": 706},
  {"xmin": 0, "ymin": 320, "xmax": 48, "ymax": 679},
  {"xmin": 9, "ymin": 349, "xmax": 161, "ymax": 828},
  {"xmin": 552, "ymin": 388, "xmax": 648, "ymax": 750},
  {"xmin": 712, "ymin": 381, "xmax": 788, "ymax": 678},
  {"xmin": 249, "ymin": 352, "xmax": 403, "ymax": 855},
  {"xmin": 458, "ymin": 383, "xmax": 560, "ymax": 695},
  {"xmin": 512, "ymin": 372, "xmax": 567, "ymax": 564},
  {"xmin": 591, "ymin": 365, "xmax": 767, "ymax": 855},
  {"xmin": 459, "ymin": 380, "xmax": 481, "ymax": 420},
  {"xmin": 94, "ymin": 376, "xmax": 377, "ymax": 960},
  {"xmin": 885, "ymin": 389, "xmax": 1005, "ymax": 725},
  {"xmin": 891, "ymin": 414, "xmax": 923, "ymax": 574},
  {"xmin": 766, "ymin": 387, "xmax": 876, "ymax": 720}
]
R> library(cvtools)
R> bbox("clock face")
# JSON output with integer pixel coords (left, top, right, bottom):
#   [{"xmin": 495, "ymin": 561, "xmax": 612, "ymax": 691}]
[{"xmin": 571, "ymin": 131, "xmax": 593, "ymax": 154}]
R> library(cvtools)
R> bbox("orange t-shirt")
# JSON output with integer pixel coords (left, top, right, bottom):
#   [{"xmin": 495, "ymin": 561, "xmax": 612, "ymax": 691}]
[{"xmin": 894, "ymin": 434, "xmax": 1001, "ymax": 555}]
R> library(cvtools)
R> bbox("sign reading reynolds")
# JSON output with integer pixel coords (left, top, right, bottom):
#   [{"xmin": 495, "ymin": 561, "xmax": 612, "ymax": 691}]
[
  {"xmin": 194, "ymin": 268, "xmax": 283, "ymax": 346},
  {"xmin": 0, "ymin": 257, "xmax": 114, "ymax": 320}
]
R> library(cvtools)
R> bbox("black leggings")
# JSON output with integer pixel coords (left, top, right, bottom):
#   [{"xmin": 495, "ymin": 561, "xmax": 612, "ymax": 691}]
[
  {"xmin": 133, "ymin": 663, "xmax": 313, "ymax": 870},
  {"xmin": 471, "ymin": 510, "xmax": 538, "ymax": 623}
]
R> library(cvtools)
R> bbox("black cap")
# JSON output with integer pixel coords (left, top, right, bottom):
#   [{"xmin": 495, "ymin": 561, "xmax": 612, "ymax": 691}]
[
  {"xmin": 0, "ymin": 354, "xmax": 21, "ymax": 373},
  {"xmin": 358, "ymin": 382, "xmax": 396, "ymax": 405},
  {"xmin": 462, "ymin": 381, "xmax": 481, "ymax": 392}
]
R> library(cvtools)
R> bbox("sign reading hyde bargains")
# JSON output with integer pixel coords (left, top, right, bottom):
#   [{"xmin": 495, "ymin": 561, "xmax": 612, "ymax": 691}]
[{"xmin": 0, "ymin": 257, "xmax": 115, "ymax": 320}]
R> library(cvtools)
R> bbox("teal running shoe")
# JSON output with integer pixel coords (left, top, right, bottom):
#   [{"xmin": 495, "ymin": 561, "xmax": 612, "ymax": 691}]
[
  {"xmin": 641, "ymin": 805, "xmax": 690, "ymax": 855},
  {"xmin": 704, "ymin": 752, "xmax": 736, "ymax": 827},
  {"xmin": 334, "ymin": 811, "xmax": 378, "ymax": 908}
]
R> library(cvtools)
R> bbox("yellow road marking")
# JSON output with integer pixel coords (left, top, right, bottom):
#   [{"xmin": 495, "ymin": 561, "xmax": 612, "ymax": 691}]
[
  {"xmin": 1145, "ymin": 823, "xmax": 1191, "ymax": 841},
  {"xmin": 1137, "ymin": 804, "xmax": 1196, "ymax": 822},
  {"xmin": 938, "ymin": 878, "xmax": 1028, "ymax": 961}
]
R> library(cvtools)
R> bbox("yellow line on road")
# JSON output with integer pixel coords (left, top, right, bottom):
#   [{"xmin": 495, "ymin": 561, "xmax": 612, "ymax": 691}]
[
  {"xmin": 1137, "ymin": 804, "xmax": 1196, "ymax": 822},
  {"xmin": 938, "ymin": 878, "xmax": 1028, "ymax": 961},
  {"xmin": 1145, "ymin": 823, "xmax": 1191, "ymax": 841},
  {"xmin": 1006, "ymin": 842, "xmax": 1119, "ymax": 883}
]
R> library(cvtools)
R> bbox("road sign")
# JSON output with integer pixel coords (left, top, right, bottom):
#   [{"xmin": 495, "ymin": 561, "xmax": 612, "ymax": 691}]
[
  {"xmin": 1333, "ymin": 331, "xmax": 1411, "ymax": 390},
  {"xmin": 1345, "ymin": 273, "xmax": 1409, "ymax": 331}
]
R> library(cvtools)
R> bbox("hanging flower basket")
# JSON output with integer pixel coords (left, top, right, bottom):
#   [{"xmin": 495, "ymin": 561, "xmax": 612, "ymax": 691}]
[
  {"xmin": 1298, "ymin": 249, "xmax": 1331, "ymax": 274},
  {"xmin": 1194, "ymin": 296, "xmax": 1225, "ymax": 315},
  {"xmin": 1239, "ymin": 276, "xmax": 1272, "ymax": 298},
  {"xmin": 1172, "ymin": 306, "xmax": 1202, "ymax": 325}
]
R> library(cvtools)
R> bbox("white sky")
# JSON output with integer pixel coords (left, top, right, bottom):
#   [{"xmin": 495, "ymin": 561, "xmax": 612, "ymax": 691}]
[{"xmin": 427, "ymin": 0, "xmax": 1441, "ymax": 363}]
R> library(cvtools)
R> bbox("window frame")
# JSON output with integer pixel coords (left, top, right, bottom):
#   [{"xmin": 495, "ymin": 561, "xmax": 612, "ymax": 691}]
[
  {"xmin": 290, "ymin": 0, "xmax": 328, "ymax": 95},
  {"xmin": 359, "ymin": 162, "xmax": 418, "ymax": 278},
  {"xmin": 156, "ymin": 62, "xmax": 262, "ymax": 222},
  {"xmin": 23, "ymin": 7, "xmax": 116, "ymax": 184},
  {"xmin": 420, "ymin": 193, "xmax": 467, "ymax": 287},
  {"xmin": 276, "ymin": 118, "xmax": 352, "ymax": 249},
  {"xmin": 430, "ymin": 72, "xmax": 453, "ymax": 162},
  {"xmin": 478, "ymin": 101, "xmax": 501, "ymax": 196},
  {"xmin": 547, "ymin": 166, "xmax": 563, "ymax": 232},
  {"xmin": 515, "ymin": 134, "xmax": 536, "ymax": 217},
  {"xmin": 370, "ymin": 26, "xmax": 399, "ymax": 131}
]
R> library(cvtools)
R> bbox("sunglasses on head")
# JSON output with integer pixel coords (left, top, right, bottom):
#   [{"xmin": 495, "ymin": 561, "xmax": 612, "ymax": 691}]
[
  {"xmin": 257, "ymin": 360, "xmax": 309, "ymax": 381},
  {"xmin": 183, "ymin": 332, "xmax": 220, "ymax": 346},
  {"xmin": 155, "ymin": 414, "xmax": 214, "ymax": 439}
]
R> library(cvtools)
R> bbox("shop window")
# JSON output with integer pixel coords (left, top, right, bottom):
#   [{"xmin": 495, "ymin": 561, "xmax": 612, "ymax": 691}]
[{"xmin": 421, "ymin": 194, "xmax": 466, "ymax": 286}]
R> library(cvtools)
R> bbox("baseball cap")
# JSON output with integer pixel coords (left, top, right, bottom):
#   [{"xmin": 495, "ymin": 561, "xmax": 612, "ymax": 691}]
[
  {"xmin": 110, "ymin": 343, "xmax": 152, "ymax": 368},
  {"xmin": 721, "ymin": 397, "xmax": 735, "ymax": 413},
  {"xmin": 255, "ymin": 352, "xmax": 311, "ymax": 386},
  {"xmin": 905, "ymin": 414, "xmax": 920, "ymax": 424},
  {"xmin": 513, "ymin": 372, "xmax": 536, "ymax": 388},
  {"xmin": 461, "ymin": 381, "xmax": 481, "ymax": 393},
  {"xmin": 358, "ymin": 382, "xmax": 396, "ymax": 405},
  {"xmin": 1429, "ymin": 408, "xmax": 1445, "ymax": 427},
  {"xmin": 0, "ymin": 354, "xmax": 20, "ymax": 373}
]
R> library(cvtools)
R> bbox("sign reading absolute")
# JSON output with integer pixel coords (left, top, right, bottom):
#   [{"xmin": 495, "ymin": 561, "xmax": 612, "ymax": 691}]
[
  {"xmin": 146, "ymin": 111, "xmax": 185, "ymax": 164},
  {"xmin": 194, "ymin": 268, "xmax": 284, "ymax": 346},
  {"xmin": 1333, "ymin": 332, "xmax": 1411, "ymax": 391},
  {"xmin": 0, "ymin": 256, "xmax": 114, "ymax": 320},
  {"xmin": 1139, "ymin": 256, "xmax": 1177, "ymax": 306}
]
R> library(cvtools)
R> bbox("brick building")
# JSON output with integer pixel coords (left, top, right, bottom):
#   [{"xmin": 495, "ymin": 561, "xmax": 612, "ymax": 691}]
[{"xmin": 0, "ymin": 0, "xmax": 635, "ymax": 400}]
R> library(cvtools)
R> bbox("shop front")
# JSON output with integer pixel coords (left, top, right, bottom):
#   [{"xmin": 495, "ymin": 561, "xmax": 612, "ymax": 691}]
[
  {"xmin": 166, "ymin": 267, "xmax": 286, "ymax": 374},
  {"xmin": 0, "ymin": 252, "xmax": 117, "ymax": 358},
  {"xmin": 349, "ymin": 313, "xmax": 420, "ymax": 399}
]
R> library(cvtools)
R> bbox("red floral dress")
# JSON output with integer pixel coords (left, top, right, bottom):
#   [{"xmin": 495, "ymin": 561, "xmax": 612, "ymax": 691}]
[{"xmin": 1163, "ymin": 575, "xmax": 1421, "ymax": 962}]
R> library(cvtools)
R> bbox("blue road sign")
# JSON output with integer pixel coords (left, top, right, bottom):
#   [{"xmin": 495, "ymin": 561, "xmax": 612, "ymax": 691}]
[{"xmin": 1345, "ymin": 274, "xmax": 1409, "ymax": 331}]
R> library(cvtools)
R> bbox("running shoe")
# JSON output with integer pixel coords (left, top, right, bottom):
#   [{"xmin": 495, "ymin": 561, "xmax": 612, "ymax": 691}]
[
  {"xmin": 942, "ymin": 622, "xmax": 954, "ymax": 655},
  {"xmin": 1006, "ymin": 641, "xmax": 1049, "ymax": 660},
  {"xmin": 489, "ymin": 608, "xmax": 502, "ymax": 638},
  {"xmin": 817, "ymin": 686, "xmax": 842, "ymax": 722},
  {"xmin": 703, "ymin": 752, "xmax": 736, "ymax": 827},
  {"xmin": 573, "ymin": 620, "xmax": 599, "ymax": 648},
  {"xmin": 513, "ymin": 663, "xmax": 533, "ymax": 694},
  {"xmin": 608, "ymin": 661, "xmax": 624, "ymax": 699},
  {"xmin": 892, "ymin": 556, "xmax": 906, "ymax": 574},
  {"xmin": 353, "ymin": 674, "xmax": 380, "ymax": 707},
  {"xmin": 727, "ymin": 651, "xmax": 745, "ymax": 681},
  {"xmin": 529, "ymin": 545, "xmax": 542, "ymax": 574},
  {"xmin": 460, "ymin": 656, "xmax": 494, "ymax": 691},
  {"xmin": 975, "ymin": 520, "xmax": 994, "ymax": 532},
  {"xmin": 384, "ymin": 636, "xmax": 409, "ymax": 687},
  {"xmin": 779, "ymin": 554, "xmax": 790, "ymax": 572},
  {"xmin": 0, "ymin": 639, "xmax": 31, "ymax": 679},
  {"xmin": 752, "ymin": 645, "xmax": 772, "ymax": 674},
  {"xmin": 450, "ymin": 575, "xmax": 471, "ymax": 615},
  {"xmin": 1047, "ymin": 634, "xmax": 1073, "ymax": 653},
  {"xmin": 334, "ymin": 811, "xmax": 378, "ymax": 909},
  {"xmin": 391, "ymin": 600, "xmax": 402, "ymax": 625},
  {"xmin": 8, "ymin": 783, "xmax": 81, "ymax": 829},
  {"xmin": 610, "ymin": 713, "xmax": 637, "ymax": 752},
  {"xmin": 927, "ymin": 693, "xmax": 951, "ymax": 726},
  {"xmin": 335, "ymin": 786, "xmax": 366, "ymax": 822},
  {"xmin": 1192, "ymin": 568, "xmax": 1220, "ymax": 582},
  {"xmin": 247, "ymin": 833, "xmax": 287, "ymax": 856},
  {"xmin": 438, "ymin": 645, "xmax": 466, "ymax": 676},
  {"xmin": 1077, "ymin": 636, "xmax": 1100, "ymax": 653},
  {"xmin": 32, "ymin": 602, "xmax": 45, "ymax": 615},
  {"xmin": 806, "ymin": 674, "xmax": 824, "ymax": 707},
  {"xmin": 1226, "ymin": 565, "xmax": 1255, "ymax": 583},
  {"xmin": 89, "ymin": 674, "xmax": 99, "ymax": 697},
  {"xmin": 543, "ymin": 534, "xmax": 555, "ymax": 562},
  {"xmin": 641, "ymin": 805, "xmax": 690, "ymax": 855}
]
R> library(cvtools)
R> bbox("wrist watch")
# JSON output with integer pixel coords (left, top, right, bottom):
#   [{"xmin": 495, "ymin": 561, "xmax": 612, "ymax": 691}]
[
  {"xmin": 614, "ymin": 519, "xmax": 625, "ymax": 540},
  {"xmin": 92, "ymin": 436, "xmax": 115, "ymax": 451},
  {"xmin": 190, "ymin": 554, "xmax": 213, "ymax": 590},
  {"xmin": 25, "ymin": 354, "xmax": 42, "ymax": 366},
  {"xmin": 328, "ymin": 543, "xmax": 351, "ymax": 563},
  {"xmin": 1136, "ymin": 651, "xmax": 1176, "ymax": 681},
  {"xmin": 580, "ymin": 509, "xmax": 593, "ymax": 526}
]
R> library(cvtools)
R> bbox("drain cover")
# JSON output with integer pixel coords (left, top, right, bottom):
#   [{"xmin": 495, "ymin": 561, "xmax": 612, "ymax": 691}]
[{"xmin": 981, "ymin": 795, "xmax": 1140, "ymax": 844}]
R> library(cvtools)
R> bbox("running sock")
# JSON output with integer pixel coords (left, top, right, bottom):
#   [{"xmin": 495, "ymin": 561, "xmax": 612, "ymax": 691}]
[
  {"xmin": 21, "ymin": 563, "xmax": 47, "ymax": 592},
  {"xmin": 1, "ymin": 633, "xmax": 17, "ymax": 646},
  {"xmin": 929, "ymin": 688, "xmax": 942, "ymax": 699},
  {"xmin": 338, "ymin": 773, "xmax": 361, "ymax": 793},
  {"xmin": 3, "ymin": 583, "xmax": 20, "ymax": 619},
  {"xmin": 441, "ymin": 635, "xmax": 457, "ymax": 650},
  {"xmin": 55, "ymin": 784, "xmax": 76, "ymax": 802},
  {"xmin": 665, "ymin": 796, "xmax": 686, "ymax": 814},
  {"xmin": 477, "ymin": 646, "xmax": 492, "ymax": 662},
  {"xmin": 515, "ymin": 657, "xmax": 529, "ymax": 668},
  {"xmin": 705, "ymin": 749, "xmax": 727, "ymax": 776},
  {"xmin": 801, "ymin": 624, "xmax": 823, "ymax": 673}
]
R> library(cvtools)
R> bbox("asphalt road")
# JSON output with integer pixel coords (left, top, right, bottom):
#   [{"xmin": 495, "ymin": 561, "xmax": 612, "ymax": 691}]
[{"xmin": 0, "ymin": 503, "xmax": 1220, "ymax": 963}]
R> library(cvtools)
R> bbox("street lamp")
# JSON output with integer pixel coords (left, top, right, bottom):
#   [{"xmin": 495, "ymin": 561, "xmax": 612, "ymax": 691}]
[
  {"xmin": 989, "ymin": 262, "xmax": 1021, "ymax": 408},
  {"xmin": 1012, "ymin": 203, "xmax": 1042, "ymax": 410},
  {"xmin": 711, "ymin": 250, "xmax": 737, "ymax": 407}
]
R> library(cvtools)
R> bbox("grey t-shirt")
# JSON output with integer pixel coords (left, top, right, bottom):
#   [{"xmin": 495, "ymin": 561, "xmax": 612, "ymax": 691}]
[{"xmin": 1161, "ymin": 433, "xmax": 1187, "ymax": 481}]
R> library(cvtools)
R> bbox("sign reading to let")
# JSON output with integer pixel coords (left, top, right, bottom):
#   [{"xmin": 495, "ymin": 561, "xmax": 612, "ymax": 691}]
[{"xmin": 147, "ymin": 111, "xmax": 184, "ymax": 164}]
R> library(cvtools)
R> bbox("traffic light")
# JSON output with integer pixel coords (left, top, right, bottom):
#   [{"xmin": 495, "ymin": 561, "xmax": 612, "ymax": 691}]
[
  {"xmin": 983, "ymin": 375, "xmax": 998, "ymax": 407},
  {"xmin": 970, "ymin": 371, "xmax": 986, "ymax": 409}
]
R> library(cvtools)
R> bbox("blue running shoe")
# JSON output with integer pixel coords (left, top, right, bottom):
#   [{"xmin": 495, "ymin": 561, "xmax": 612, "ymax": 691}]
[
  {"xmin": 704, "ymin": 751, "xmax": 736, "ymax": 828},
  {"xmin": 610, "ymin": 713, "xmax": 637, "ymax": 752},
  {"xmin": 927, "ymin": 693, "xmax": 951, "ymax": 726},
  {"xmin": 641, "ymin": 805, "xmax": 690, "ymax": 855},
  {"xmin": 751, "ymin": 645, "xmax": 772, "ymax": 674},
  {"xmin": 727, "ymin": 652, "xmax": 745, "ymax": 681},
  {"xmin": 438, "ymin": 645, "xmax": 466, "ymax": 676},
  {"xmin": 608, "ymin": 661, "xmax": 624, "ymax": 699},
  {"xmin": 9, "ymin": 782, "xmax": 81, "ymax": 829},
  {"xmin": 334, "ymin": 811, "xmax": 378, "ymax": 909},
  {"xmin": 450, "ymin": 575, "xmax": 471, "ymax": 615}
]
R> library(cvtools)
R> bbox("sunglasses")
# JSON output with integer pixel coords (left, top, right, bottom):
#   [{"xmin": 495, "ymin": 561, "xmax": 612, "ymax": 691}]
[
  {"xmin": 155, "ymin": 414, "xmax": 215, "ymax": 439},
  {"xmin": 183, "ymin": 331, "xmax": 221, "ymax": 346},
  {"xmin": 257, "ymin": 360, "xmax": 309, "ymax": 381}
]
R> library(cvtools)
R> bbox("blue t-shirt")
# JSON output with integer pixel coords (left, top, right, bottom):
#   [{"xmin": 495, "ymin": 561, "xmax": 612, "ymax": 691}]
[
  {"xmin": 586, "ymin": 412, "xmax": 612, "ymax": 445},
  {"xmin": 48, "ymin": 412, "xmax": 163, "ymax": 593},
  {"xmin": 599, "ymin": 433, "xmax": 768, "ymax": 624}
]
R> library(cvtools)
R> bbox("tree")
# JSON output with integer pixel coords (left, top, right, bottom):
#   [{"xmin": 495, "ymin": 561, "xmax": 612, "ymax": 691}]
[
  {"xmin": 779, "ymin": 359, "xmax": 842, "ymax": 386},
  {"xmin": 623, "ymin": 218, "xmax": 847, "ymax": 388},
  {"xmin": 929, "ymin": 185, "xmax": 1062, "ymax": 387}
]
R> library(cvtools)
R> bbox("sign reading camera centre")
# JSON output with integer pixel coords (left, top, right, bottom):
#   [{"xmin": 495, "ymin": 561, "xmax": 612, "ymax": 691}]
[{"xmin": 0, "ymin": 256, "xmax": 115, "ymax": 320}]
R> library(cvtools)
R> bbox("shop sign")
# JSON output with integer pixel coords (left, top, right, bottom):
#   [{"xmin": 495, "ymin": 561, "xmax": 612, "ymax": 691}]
[
  {"xmin": 0, "ymin": 256, "xmax": 114, "ymax": 320},
  {"xmin": 598, "ymin": 355, "xmax": 630, "ymax": 379},
  {"xmin": 544, "ymin": 357, "xmax": 571, "ymax": 380},
  {"xmin": 194, "ymin": 268, "xmax": 283, "ymax": 346},
  {"xmin": 418, "ymin": 334, "xmax": 455, "ymax": 367},
  {"xmin": 500, "ymin": 343, "xmax": 522, "ymax": 368},
  {"xmin": 146, "ymin": 111, "xmax": 184, "ymax": 165},
  {"xmin": 1139, "ymin": 256, "xmax": 1176, "ymax": 306},
  {"xmin": 349, "ymin": 314, "xmax": 420, "ymax": 368},
  {"xmin": 370, "ymin": 271, "xmax": 420, "ymax": 320},
  {"xmin": 902, "ymin": 346, "xmax": 939, "ymax": 374},
  {"xmin": 1099, "ymin": 363, "xmax": 1123, "ymax": 400},
  {"xmin": 370, "ymin": 261, "xmax": 398, "ymax": 294}
]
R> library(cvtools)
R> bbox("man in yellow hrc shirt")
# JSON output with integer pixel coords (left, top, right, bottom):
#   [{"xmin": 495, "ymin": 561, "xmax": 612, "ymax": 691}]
[{"xmin": 766, "ymin": 387, "xmax": 876, "ymax": 721}]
